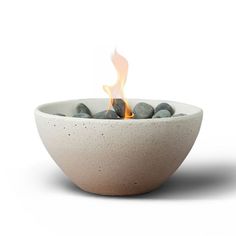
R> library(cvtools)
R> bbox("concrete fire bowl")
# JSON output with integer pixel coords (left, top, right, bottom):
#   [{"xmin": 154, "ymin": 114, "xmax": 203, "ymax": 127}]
[{"xmin": 35, "ymin": 98, "xmax": 203, "ymax": 196}]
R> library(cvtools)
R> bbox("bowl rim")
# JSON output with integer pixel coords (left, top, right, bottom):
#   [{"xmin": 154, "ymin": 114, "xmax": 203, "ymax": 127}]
[{"xmin": 35, "ymin": 98, "xmax": 203, "ymax": 123}]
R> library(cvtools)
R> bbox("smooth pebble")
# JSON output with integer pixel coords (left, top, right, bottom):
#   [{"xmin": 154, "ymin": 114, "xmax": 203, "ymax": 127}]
[
  {"xmin": 73, "ymin": 113, "xmax": 91, "ymax": 118},
  {"xmin": 152, "ymin": 109, "xmax": 171, "ymax": 118},
  {"xmin": 93, "ymin": 110, "xmax": 119, "ymax": 119},
  {"xmin": 155, "ymin": 103, "xmax": 174, "ymax": 115},
  {"xmin": 76, "ymin": 103, "xmax": 92, "ymax": 116},
  {"xmin": 133, "ymin": 102, "xmax": 154, "ymax": 119},
  {"xmin": 112, "ymin": 98, "xmax": 132, "ymax": 118}
]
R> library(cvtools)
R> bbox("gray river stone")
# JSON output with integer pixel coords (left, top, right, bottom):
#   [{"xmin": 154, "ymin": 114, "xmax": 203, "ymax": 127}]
[
  {"xmin": 73, "ymin": 113, "xmax": 91, "ymax": 118},
  {"xmin": 152, "ymin": 109, "xmax": 171, "ymax": 118},
  {"xmin": 133, "ymin": 102, "xmax": 154, "ymax": 119},
  {"xmin": 76, "ymin": 103, "xmax": 92, "ymax": 116},
  {"xmin": 155, "ymin": 103, "xmax": 174, "ymax": 115},
  {"xmin": 93, "ymin": 110, "xmax": 119, "ymax": 119},
  {"xmin": 112, "ymin": 98, "xmax": 132, "ymax": 118}
]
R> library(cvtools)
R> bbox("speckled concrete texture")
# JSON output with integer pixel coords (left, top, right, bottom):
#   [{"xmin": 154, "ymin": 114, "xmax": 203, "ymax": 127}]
[{"xmin": 35, "ymin": 99, "xmax": 203, "ymax": 196}]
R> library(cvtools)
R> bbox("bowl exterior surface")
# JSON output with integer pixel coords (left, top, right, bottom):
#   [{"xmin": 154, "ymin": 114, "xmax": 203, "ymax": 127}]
[{"xmin": 35, "ymin": 100, "xmax": 203, "ymax": 196}]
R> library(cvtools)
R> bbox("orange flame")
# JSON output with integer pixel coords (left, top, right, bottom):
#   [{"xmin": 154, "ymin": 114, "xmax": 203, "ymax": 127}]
[{"xmin": 103, "ymin": 50, "xmax": 133, "ymax": 119}]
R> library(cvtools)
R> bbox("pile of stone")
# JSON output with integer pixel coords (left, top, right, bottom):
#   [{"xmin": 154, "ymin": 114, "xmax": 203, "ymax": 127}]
[{"xmin": 54, "ymin": 99, "xmax": 186, "ymax": 119}]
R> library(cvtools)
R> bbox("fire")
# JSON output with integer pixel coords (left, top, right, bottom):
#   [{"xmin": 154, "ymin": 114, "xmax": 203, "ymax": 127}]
[{"xmin": 103, "ymin": 50, "xmax": 133, "ymax": 119}]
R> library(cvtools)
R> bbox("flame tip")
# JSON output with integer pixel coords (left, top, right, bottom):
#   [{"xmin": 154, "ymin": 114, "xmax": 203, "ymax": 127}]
[{"xmin": 103, "ymin": 51, "xmax": 132, "ymax": 119}]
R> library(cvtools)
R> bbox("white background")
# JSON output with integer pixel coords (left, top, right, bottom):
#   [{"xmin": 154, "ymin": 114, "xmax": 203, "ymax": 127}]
[{"xmin": 0, "ymin": 0, "xmax": 236, "ymax": 235}]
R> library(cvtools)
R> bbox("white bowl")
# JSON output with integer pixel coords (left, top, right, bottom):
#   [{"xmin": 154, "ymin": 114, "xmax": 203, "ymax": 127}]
[{"xmin": 35, "ymin": 99, "xmax": 203, "ymax": 196}]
